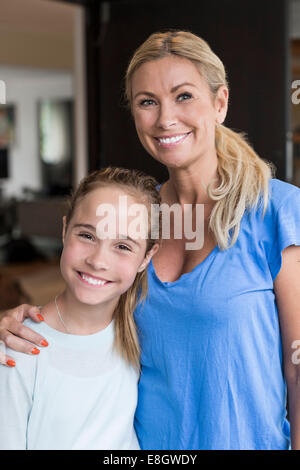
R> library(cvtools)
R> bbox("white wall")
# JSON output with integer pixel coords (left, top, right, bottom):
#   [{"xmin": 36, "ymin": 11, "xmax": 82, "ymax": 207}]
[{"xmin": 0, "ymin": 65, "xmax": 73, "ymax": 197}]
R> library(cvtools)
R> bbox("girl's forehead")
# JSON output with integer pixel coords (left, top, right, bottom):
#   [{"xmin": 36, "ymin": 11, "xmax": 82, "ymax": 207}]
[
  {"xmin": 82, "ymin": 186, "xmax": 140, "ymax": 205},
  {"xmin": 72, "ymin": 185, "xmax": 149, "ymax": 222}
]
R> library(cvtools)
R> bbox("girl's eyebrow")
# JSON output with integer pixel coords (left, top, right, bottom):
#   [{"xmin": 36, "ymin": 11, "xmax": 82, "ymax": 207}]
[
  {"xmin": 72, "ymin": 224, "xmax": 142, "ymax": 247},
  {"xmin": 118, "ymin": 235, "xmax": 142, "ymax": 247},
  {"xmin": 72, "ymin": 223, "xmax": 96, "ymax": 231}
]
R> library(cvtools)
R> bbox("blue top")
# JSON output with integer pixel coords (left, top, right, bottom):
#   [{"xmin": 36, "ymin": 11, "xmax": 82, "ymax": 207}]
[{"xmin": 134, "ymin": 178, "xmax": 300, "ymax": 450}]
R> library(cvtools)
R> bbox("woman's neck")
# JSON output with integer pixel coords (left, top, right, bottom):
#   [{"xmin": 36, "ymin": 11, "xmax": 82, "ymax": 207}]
[{"xmin": 164, "ymin": 152, "xmax": 219, "ymax": 206}]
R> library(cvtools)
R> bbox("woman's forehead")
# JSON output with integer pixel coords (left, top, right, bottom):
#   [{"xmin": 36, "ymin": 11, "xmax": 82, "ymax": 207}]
[{"xmin": 131, "ymin": 55, "xmax": 204, "ymax": 90}]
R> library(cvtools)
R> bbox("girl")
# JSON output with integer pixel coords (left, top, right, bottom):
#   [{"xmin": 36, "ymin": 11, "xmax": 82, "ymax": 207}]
[{"xmin": 0, "ymin": 166, "xmax": 160, "ymax": 450}]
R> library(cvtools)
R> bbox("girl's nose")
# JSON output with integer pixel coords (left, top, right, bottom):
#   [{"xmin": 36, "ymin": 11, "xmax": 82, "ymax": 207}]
[{"xmin": 85, "ymin": 245, "xmax": 109, "ymax": 271}]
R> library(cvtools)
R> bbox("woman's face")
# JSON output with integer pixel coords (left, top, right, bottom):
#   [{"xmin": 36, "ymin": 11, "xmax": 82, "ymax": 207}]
[{"xmin": 131, "ymin": 55, "xmax": 228, "ymax": 169}]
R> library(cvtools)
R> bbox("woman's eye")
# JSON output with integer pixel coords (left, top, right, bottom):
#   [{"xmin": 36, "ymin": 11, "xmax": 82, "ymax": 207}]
[
  {"xmin": 177, "ymin": 92, "xmax": 192, "ymax": 102},
  {"xmin": 139, "ymin": 98, "xmax": 156, "ymax": 107},
  {"xmin": 78, "ymin": 233, "xmax": 94, "ymax": 241}
]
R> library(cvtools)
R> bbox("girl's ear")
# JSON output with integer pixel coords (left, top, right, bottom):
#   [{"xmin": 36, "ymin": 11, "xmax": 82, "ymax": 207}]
[
  {"xmin": 62, "ymin": 216, "xmax": 67, "ymax": 244},
  {"xmin": 137, "ymin": 243, "xmax": 160, "ymax": 273}
]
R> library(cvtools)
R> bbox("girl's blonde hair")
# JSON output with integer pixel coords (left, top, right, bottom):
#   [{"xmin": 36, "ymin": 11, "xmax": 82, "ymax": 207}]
[
  {"xmin": 125, "ymin": 30, "xmax": 275, "ymax": 249},
  {"xmin": 65, "ymin": 167, "xmax": 161, "ymax": 370}
]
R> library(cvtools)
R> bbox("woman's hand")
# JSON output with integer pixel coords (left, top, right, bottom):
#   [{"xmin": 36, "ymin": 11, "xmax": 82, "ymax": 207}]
[{"xmin": 0, "ymin": 304, "xmax": 48, "ymax": 367}]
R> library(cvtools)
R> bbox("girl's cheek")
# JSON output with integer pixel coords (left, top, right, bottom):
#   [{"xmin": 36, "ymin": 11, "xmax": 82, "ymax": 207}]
[{"xmin": 61, "ymin": 240, "xmax": 87, "ymax": 266}]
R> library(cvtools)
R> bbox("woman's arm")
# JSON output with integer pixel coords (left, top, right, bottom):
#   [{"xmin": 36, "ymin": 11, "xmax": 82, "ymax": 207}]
[
  {"xmin": 0, "ymin": 304, "xmax": 48, "ymax": 366},
  {"xmin": 274, "ymin": 245, "xmax": 300, "ymax": 450}
]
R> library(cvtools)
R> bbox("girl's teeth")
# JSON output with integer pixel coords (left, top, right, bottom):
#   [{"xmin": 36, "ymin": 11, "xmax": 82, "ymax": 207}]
[
  {"xmin": 81, "ymin": 274, "xmax": 107, "ymax": 286},
  {"xmin": 159, "ymin": 134, "xmax": 187, "ymax": 144}
]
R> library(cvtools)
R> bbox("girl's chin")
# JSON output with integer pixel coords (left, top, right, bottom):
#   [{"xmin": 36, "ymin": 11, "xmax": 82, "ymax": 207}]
[{"xmin": 67, "ymin": 291, "xmax": 108, "ymax": 306}]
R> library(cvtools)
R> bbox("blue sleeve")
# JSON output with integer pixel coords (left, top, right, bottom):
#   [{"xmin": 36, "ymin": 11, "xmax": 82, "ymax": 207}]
[
  {"xmin": 268, "ymin": 187, "xmax": 300, "ymax": 281},
  {"xmin": 0, "ymin": 349, "xmax": 37, "ymax": 449}
]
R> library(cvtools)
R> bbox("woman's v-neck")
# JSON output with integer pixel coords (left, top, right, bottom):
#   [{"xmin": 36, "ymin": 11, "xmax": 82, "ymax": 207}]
[
  {"xmin": 149, "ymin": 244, "xmax": 219, "ymax": 287},
  {"xmin": 154, "ymin": 181, "xmax": 219, "ymax": 286}
]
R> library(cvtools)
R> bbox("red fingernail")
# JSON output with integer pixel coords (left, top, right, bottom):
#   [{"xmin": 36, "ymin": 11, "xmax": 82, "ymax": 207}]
[
  {"xmin": 31, "ymin": 348, "xmax": 40, "ymax": 355},
  {"xmin": 40, "ymin": 339, "xmax": 48, "ymax": 347},
  {"xmin": 6, "ymin": 360, "xmax": 16, "ymax": 367},
  {"xmin": 37, "ymin": 314, "xmax": 44, "ymax": 321}
]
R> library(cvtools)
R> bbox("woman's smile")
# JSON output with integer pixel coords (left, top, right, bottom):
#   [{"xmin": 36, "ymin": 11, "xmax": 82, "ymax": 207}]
[{"xmin": 155, "ymin": 131, "xmax": 192, "ymax": 148}]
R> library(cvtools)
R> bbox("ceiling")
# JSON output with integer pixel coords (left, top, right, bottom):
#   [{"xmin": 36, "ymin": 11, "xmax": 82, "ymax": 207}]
[{"xmin": 0, "ymin": 0, "xmax": 76, "ymax": 69}]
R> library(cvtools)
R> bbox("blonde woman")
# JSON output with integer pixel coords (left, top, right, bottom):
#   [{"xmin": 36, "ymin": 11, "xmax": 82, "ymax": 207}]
[{"xmin": 1, "ymin": 31, "xmax": 300, "ymax": 450}]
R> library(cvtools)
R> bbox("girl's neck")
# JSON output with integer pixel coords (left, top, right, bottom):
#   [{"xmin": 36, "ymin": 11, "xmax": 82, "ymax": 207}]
[{"xmin": 43, "ymin": 290, "xmax": 119, "ymax": 336}]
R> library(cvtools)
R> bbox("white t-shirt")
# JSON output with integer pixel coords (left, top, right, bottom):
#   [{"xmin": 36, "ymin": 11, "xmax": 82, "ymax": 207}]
[{"xmin": 0, "ymin": 318, "xmax": 140, "ymax": 450}]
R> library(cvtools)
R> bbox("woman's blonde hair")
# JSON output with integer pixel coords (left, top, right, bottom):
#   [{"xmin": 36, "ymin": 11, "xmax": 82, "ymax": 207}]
[
  {"xmin": 65, "ymin": 167, "xmax": 161, "ymax": 370},
  {"xmin": 125, "ymin": 30, "xmax": 275, "ymax": 249}
]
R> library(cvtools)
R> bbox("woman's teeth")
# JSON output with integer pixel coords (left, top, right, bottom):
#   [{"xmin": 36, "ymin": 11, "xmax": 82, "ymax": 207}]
[
  {"xmin": 80, "ymin": 273, "xmax": 108, "ymax": 286},
  {"xmin": 158, "ymin": 133, "xmax": 189, "ymax": 144}
]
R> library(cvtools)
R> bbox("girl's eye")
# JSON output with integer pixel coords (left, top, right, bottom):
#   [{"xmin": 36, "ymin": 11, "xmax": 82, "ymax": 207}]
[
  {"xmin": 117, "ymin": 244, "xmax": 131, "ymax": 252},
  {"xmin": 78, "ymin": 232, "xmax": 94, "ymax": 241},
  {"xmin": 177, "ymin": 92, "xmax": 192, "ymax": 102}
]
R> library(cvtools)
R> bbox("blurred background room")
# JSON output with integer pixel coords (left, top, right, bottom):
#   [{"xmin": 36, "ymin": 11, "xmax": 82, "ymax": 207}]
[{"xmin": 0, "ymin": 0, "xmax": 300, "ymax": 311}]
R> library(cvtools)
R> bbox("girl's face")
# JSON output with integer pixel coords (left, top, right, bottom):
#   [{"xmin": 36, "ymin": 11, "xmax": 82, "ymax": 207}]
[
  {"xmin": 131, "ymin": 55, "xmax": 228, "ymax": 169},
  {"xmin": 60, "ymin": 186, "xmax": 158, "ymax": 307}
]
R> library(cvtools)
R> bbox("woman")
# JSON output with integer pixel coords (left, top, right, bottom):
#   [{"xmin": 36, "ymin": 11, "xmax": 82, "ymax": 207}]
[{"xmin": 1, "ymin": 30, "xmax": 300, "ymax": 450}]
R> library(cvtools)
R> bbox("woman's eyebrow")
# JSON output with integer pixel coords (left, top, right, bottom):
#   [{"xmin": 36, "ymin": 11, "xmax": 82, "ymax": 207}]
[
  {"xmin": 170, "ymin": 82, "xmax": 197, "ymax": 92},
  {"xmin": 133, "ymin": 82, "xmax": 197, "ymax": 99},
  {"xmin": 134, "ymin": 90, "xmax": 156, "ymax": 99}
]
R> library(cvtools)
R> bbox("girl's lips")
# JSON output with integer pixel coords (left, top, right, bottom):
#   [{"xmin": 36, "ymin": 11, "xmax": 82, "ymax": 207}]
[{"xmin": 76, "ymin": 271, "xmax": 113, "ymax": 288}]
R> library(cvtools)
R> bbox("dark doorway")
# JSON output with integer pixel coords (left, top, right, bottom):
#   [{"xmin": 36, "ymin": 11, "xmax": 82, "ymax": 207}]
[{"xmin": 62, "ymin": 0, "xmax": 290, "ymax": 182}]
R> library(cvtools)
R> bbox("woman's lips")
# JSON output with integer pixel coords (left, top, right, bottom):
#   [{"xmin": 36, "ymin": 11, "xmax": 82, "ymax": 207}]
[{"xmin": 155, "ymin": 132, "xmax": 191, "ymax": 148}]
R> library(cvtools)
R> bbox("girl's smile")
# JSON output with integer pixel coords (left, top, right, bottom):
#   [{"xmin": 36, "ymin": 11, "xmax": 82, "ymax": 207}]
[{"xmin": 76, "ymin": 271, "xmax": 113, "ymax": 287}]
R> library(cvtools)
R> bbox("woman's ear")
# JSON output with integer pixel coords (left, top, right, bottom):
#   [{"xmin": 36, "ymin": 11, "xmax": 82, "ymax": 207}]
[
  {"xmin": 137, "ymin": 243, "xmax": 160, "ymax": 273},
  {"xmin": 62, "ymin": 216, "xmax": 67, "ymax": 245},
  {"xmin": 215, "ymin": 86, "xmax": 228, "ymax": 125}
]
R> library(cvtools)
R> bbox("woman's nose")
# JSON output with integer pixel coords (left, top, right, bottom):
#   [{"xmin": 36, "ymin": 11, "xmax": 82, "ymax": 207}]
[
  {"xmin": 156, "ymin": 102, "xmax": 177, "ymax": 129},
  {"xmin": 85, "ymin": 245, "xmax": 109, "ymax": 270}
]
